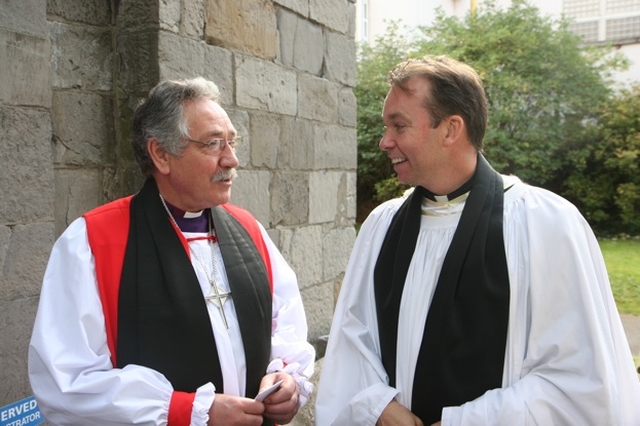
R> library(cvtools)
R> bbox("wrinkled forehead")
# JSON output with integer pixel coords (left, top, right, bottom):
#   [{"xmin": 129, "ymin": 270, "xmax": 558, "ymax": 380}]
[{"xmin": 183, "ymin": 99, "xmax": 237, "ymax": 137}]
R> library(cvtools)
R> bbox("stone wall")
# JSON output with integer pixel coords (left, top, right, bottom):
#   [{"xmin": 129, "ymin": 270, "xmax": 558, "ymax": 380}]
[{"xmin": 0, "ymin": 1, "xmax": 357, "ymax": 422}]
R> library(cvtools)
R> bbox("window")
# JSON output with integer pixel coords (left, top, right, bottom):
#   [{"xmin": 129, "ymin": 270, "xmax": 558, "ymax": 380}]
[
  {"xmin": 564, "ymin": 0, "xmax": 640, "ymax": 44},
  {"xmin": 361, "ymin": 0, "xmax": 369, "ymax": 42}
]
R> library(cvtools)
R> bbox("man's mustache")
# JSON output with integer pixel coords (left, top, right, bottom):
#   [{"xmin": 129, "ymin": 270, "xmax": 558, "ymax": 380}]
[{"xmin": 213, "ymin": 169, "xmax": 238, "ymax": 182}]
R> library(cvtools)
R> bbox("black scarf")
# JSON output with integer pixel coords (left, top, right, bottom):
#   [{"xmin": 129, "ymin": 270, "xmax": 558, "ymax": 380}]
[
  {"xmin": 374, "ymin": 154, "xmax": 510, "ymax": 424},
  {"xmin": 117, "ymin": 179, "xmax": 272, "ymax": 407}
]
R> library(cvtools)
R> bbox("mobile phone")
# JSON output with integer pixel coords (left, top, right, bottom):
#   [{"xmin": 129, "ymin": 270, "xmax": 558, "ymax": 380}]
[{"xmin": 254, "ymin": 379, "xmax": 284, "ymax": 401}]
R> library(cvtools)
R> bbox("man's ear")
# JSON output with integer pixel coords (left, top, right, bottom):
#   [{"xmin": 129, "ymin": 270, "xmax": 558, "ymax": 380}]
[
  {"xmin": 443, "ymin": 115, "xmax": 464, "ymax": 147},
  {"xmin": 148, "ymin": 138, "xmax": 171, "ymax": 175}
]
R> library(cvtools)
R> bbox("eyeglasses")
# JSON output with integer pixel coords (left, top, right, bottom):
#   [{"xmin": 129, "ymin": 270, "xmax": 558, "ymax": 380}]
[{"xmin": 184, "ymin": 136, "xmax": 241, "ymax": 154}]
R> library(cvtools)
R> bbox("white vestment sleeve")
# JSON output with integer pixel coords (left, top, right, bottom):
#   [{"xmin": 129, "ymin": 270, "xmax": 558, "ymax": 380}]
[
  {"xmin": 259, "ymin": 224, "xmax": 316, "ymax": 408},
  {"xmin": 28, "ymin": 217, "xmax": 192, "ymax": 426},
  {"xmin": 315, "ymin": 201, "xmax": 403, "ymax": 425},
  {"xmin": 441, "ymin": 186, "xmax": 640, "ymax": 425}
]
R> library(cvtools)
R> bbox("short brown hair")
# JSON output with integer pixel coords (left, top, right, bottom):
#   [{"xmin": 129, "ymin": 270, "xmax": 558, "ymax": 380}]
[{"xmin": 388, "ymin": 55, "xmax": 488, "ymax": 150}]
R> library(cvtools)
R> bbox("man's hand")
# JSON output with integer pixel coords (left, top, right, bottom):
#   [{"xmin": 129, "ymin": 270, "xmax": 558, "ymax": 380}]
[
  {"xmin": 376, "ymin": 400, "xmax": 424, "ymax": 426},
  {"xmin": 207, "ymin": 394, "xmax": 264, "ymax": 426},
  {"xmin": 260, "ymin": 372, "xmax": 300, "ymax": 424}
]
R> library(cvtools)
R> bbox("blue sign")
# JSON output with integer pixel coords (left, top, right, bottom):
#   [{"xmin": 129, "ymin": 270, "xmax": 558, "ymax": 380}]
[{"xmin": 0, "ymin": 396, "xmax": 44, "ymax": 426}]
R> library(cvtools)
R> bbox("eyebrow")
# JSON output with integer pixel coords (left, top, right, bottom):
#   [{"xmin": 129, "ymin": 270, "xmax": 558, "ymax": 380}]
[
  {"xmin": 199, "ymin": 129, "xmax": 237, "ymax": 140},
  {"xmin": 383, "ymin": 111, "xmax": 409, "ymax": 123}
]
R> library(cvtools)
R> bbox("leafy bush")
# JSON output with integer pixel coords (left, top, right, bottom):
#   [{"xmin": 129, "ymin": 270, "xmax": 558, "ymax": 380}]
[{"xmin": 564, "ymin": 85, "xmax": 640, "ymax": 235}]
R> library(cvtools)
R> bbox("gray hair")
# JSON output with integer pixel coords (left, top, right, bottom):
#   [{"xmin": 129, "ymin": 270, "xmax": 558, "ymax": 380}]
[{"xmin": 131, "ymin": 77, "xmax": 221, "ymax": 176}]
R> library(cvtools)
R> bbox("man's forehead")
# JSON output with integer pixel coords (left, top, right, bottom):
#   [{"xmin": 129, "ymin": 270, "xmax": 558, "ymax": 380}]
[{"xmin": 184, "ymin": 100, "xmax": 236, "ymax": 136}]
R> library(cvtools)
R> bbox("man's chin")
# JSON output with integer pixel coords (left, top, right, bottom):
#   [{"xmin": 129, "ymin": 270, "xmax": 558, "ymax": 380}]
[{"xmin": 215, "ymin": 189, "xmax": 232, "ymax": 206}]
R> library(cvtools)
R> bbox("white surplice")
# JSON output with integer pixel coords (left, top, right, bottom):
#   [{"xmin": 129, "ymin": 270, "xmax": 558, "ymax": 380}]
[
  {"xmin": 29, "ymin": 217, "xmax": 315, "ymax": 426},
  {"xmin": 315, "ymin": 176, "xmax": 640, "ymax": 425}
]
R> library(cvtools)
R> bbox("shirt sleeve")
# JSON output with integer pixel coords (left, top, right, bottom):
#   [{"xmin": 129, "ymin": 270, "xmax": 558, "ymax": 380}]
[
  {"xmin": 257, "ymin": 224, "xmax": 316, "ymax": 408},
  {"xmin": 441, "ymin": 188, "xmax": 640, "ymax": 425},
  {"xmin": 28, "ymin": 217, "xmax": 216, "ymax": 426},
  {"xmin": 315, "ymin": 202, "xmax": 402, "ymax": 425}
]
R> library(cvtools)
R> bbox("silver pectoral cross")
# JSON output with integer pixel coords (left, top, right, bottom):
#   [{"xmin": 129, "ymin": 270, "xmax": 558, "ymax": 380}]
[{"xmin": 205, "ymin": 284, "xmax": 232, "ymax": 329}]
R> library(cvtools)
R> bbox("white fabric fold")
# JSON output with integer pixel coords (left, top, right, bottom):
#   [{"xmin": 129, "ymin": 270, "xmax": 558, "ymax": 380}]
[{"xmin": 315, "ymin": 176, "xmax": 640, "ymax": 425}]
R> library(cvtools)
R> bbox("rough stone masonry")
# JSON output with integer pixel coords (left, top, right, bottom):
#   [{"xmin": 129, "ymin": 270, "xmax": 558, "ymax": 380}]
[{"xmin": 0, "ymin": 1, "xmax": 358, "ymax": 424}]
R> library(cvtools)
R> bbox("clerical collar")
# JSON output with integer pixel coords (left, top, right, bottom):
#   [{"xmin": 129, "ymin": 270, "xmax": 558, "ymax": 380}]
[
  {"xmin": 419, "ymin": 175, "xmax": 474, "ymax": 202},
  {"xmin": 165, "ymin": 201, "xmax": 209, "ymax": 233}
]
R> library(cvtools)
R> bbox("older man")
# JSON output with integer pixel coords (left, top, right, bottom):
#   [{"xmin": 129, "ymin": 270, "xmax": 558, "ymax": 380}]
[{"xmin": 29, "ymin": 77, "xmax": 314, "ymax": 426}]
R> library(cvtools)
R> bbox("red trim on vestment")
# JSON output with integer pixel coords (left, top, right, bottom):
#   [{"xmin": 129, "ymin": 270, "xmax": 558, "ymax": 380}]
[
  {"xmin": 168, "ymin": 391, "xmax": 196, "ymax": 426},
  {"xmin": 84, "ymin": 196, "xmax": 133, "ymax": 368},
  {"xmin": 84, "ymin": 199, "xmax": 274, "ymax": 367}
]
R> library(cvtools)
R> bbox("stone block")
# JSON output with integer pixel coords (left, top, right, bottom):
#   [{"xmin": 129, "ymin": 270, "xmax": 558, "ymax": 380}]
[
  {"xmin": 322, "ymin": 226, "xmax": 356, "ymax": 280},
  {"xmin": 202, "ymin": 45, "xmax": 235, "ymax": 106},
  {"xmin": 344, "ymin": 171, "xmax": 357, "ymax": 220},
  {"xmin": 0, "ymin": 226, "xmax": 9, "ymax": 272},
  {"xmin": 273, "ymin": 0, "xmax": 309, "ymax": 17},
  {"xmin": 205, "ymin": 0, "xmax": 277, "ymax": 59},
  {"xmin": 270, "ymin": 172, "xmax": 309, "ymax": 227},
  {"xmin": 236, "ymin": 55, "xmax": 297, "ymax": 116},
  {"xmin": 0, "ymin": 297, "xmax": 40, "ymax": 407},
  {"xmin": 116, "ymin": 0, "xmax": 159, "ymax": 33},
  {"xmin": 278, "ymin": 225, "xmax": 323, "ymax": 289},
  {"xmin": 0, "ymin": 107, "xmax": 54, "ymax": 224},
  {"xmin": 229, "ymin": 170, "xmax": 271, "ymax": 228},
  {"xmin": 347, "ymin": 0, "xmax": 356, "ymax": 38},
  {"xmin": 338, "ymin": 87, "xmax": 357, "ymax": 127},
  {"xmin": 251, "ymin": 113, "xmax": 302, "ymax": 169},
  {"xmin": 158, "ymin": 32, "xmax": 205, "ymax": 80},
  {"xmin": 310, "ymin": 0, "xmax": 350, "ymax": 34},
  {"xmin": 49, "ymin": 22, "xmax": 113, "ymax": 91},
  {"xmin": 203, "ymin": 45, "xmax": 233, "ymax": 106},
  {"xmin": 309, "ymin": 171, "xmax": 341, "ymax": 224},
  {"xmin": 328, "ymin": 170, "xmax": 357, "ymax": 225},
  {"xmin": 181, "ymin": 0, "xmax": 205, "ymax": 38},
  {"xmin": 287, "ymin": 119, "xmax": 315, "ymax": 170},
  {"xmin": 159, "ymin": 0, "xmax": 181, "ymax": 33},
  {"xmin": 226, "ymin": 109, "xmax": 250, "ymax": 169},
  {"xmin": 299, "ymin": 281, "xmax": 334, "ymax": 340},
  {"xmin": 112, "ymin": 96, "xmax": 145, "ymax": 199},
  {"xmin": 47, "ymin": 0, "xmax": 111, "ymax": 26},
  {"xmin": 52, "ymin": 91, "xmax": 115, "ymax": 166},
  {"xmin": 116, "ymin": 32, "xmax": 160, "ymax": 94},
  {"xmin": 324, "ymin": 31, "xmax": 356, "ymax": 87},
  {"xmin": 312, "ymin": 124, "xmax": 357, "ymax": 169},
  {"xmin": 277, "ymin": 9, "xmax": 297, "ymax": 68},
  {"xmin": 0, "ymin": 0, "xmax": 47, "ymax": 37},
  {"xmin": 0, "ymin": 223, "xmax": 53, "ymax": 301},
  {"xmin": 298, "ymin": 74, "xmax": 339, "ymax": 123},
  {"xmin": 54, "ymin": 168, "xmax": 102, "ymax": 233},
  {"xmin": 0, "ymin": 30, "xmax": 51, "ymax": 107},
  {"xmin": 277, "ymin": 9, "xmax": 324, "ymax": 75},
  {"xmin": 249, "ymin": 112, "xmax": 286, "ymax": 169}
]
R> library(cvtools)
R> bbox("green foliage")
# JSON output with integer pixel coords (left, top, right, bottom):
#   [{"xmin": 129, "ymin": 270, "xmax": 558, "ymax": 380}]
[
  {"xmin": 565, "ymin": 85, "xmax": 640, "ymax": 235},
  {"xmin": 413, "ymin": 0, "xmax": 625, "ymax": 189}
]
